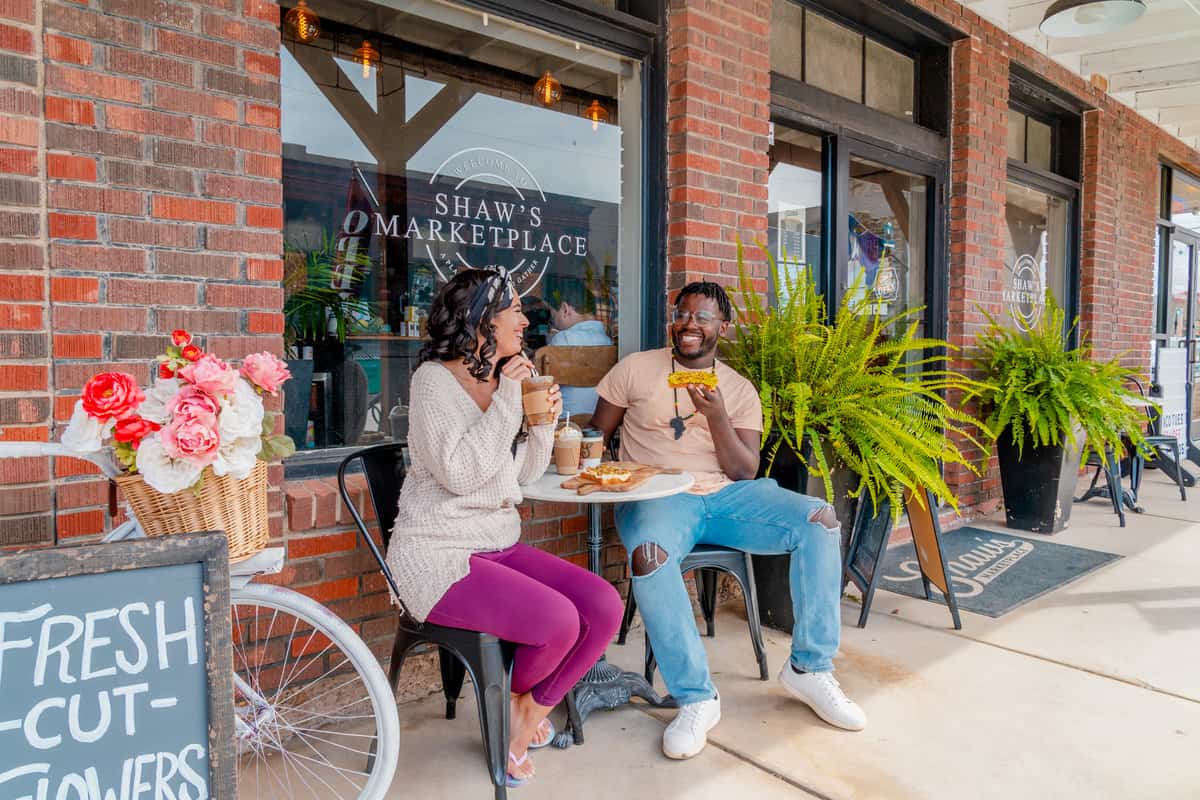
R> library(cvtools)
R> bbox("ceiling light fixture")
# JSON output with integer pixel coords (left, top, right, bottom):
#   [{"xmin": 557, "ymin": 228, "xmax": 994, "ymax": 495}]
[
  {"xmin": 352, "ymin": 39, "xmax": 381, "ymax": 78},
  {"xmin": 1039, "ymin": 0, "xmax": 1146, "ymax": 37},
  {"xmin": 285, "ymin": 0, "xmax": 321, "ymax": 42},
  {"xmin": 584, "ymin": 99, "xmax": 609, "ymax": 131},
  {"xmin": 534, "ymin": 71, "xmax": 562, "ymax": 108}
]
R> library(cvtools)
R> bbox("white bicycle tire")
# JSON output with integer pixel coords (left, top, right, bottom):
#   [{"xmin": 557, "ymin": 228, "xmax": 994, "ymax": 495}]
[{"xmin": 229, "ymin": 583, "xmax": 399, "ymax": 800}]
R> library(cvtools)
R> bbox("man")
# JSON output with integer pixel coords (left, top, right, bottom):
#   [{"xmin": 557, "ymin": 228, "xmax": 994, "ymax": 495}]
[
  {"xmin": 591, "ymin": 280, "xmax": 866, "ymax": 760},
  {"xmin": 548, "ymin": 295, "xmax": 612, "ymax": 418}
]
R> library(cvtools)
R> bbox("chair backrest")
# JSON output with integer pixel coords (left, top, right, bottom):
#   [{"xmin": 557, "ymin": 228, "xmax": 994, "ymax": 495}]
[
  {"xmin": 1124, "ymin": 375, "xmax": 1159, "ymax": 431},
  {"xmin": 533, "ymin": 344, "xmax": 618, "ymax": 387},
  {"xmin": 337, "ymin": 442, "xmax": 408, "ymax": 610}
]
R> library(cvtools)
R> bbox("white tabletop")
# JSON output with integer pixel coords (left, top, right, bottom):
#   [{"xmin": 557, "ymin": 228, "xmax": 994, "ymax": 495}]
[{"xmin": 522, "ymin": 469, "xmax": 695, "ymax": 504}]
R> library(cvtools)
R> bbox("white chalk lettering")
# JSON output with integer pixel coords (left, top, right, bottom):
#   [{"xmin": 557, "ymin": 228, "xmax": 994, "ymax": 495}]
[
  {"xmin": 0, "ymin": 604, "xmax": 51, "ymax": 686},
  {"xmin": 67, "ymin": 691, "xmax": 110, "ymax": 744},
  {"xmin": 112, "ymin": 682, "xmax": 149, "ymax": 736},
  {"xmin": 35, "ymin": 615, "xmax": 84, "ymax": 687},
  {"xmin": 81, "ymin": 609, "xmax": 119, "ymax": 682},
  {"xmin": 24, "ymin": 697, "xmax": 65, "ymax": 750},
  {"xmin": 177, "ymin": 745, "xmax": 208, "ymax": 800},
  {"xmin": 153, "ymin": 599, "xmax": 197, "ymax": 671},
  {"xmin": 115, "ymin": 604, "xmax": 149, "ymax": 676}
]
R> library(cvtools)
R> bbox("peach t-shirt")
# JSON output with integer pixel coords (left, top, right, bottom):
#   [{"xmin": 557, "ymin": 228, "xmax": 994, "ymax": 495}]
[{"xmin": 596, "ymin": 348, "xmax": 763, "ymax": 495}]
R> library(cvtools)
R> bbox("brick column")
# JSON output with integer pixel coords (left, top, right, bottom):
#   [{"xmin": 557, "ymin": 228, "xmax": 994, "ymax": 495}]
[
  {"xmin": 665, "ymin": 0, "xmax": 771, "ymax": 301},
  {"xmin": 945, "ymin": 35, "xmax": 1009, "ymax": 513},
  {"xmin": 0, "ymin": 0, "xmax": 50, "ymax": 547}
]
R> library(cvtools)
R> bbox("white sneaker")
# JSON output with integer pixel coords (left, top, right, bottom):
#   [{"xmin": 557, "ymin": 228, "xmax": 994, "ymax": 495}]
[
  {"xmin": 662, "ymin": 693, "xmax": 721, "ymax": 759},
  {"xmin": 778, "ymin": 666, "xmax": 867, "ymax": 731}
]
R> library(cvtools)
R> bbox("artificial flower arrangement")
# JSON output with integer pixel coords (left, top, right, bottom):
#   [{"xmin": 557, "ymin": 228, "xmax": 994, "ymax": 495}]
[{"xmin": 62, "ymin": 330, "xmax": 297, "ymax": 494}]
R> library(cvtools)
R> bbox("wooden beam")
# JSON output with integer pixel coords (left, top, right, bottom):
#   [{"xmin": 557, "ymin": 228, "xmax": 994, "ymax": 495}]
[
  {"xmin": 1047, "ymin": 8, "xmax": 1200, "ymax": 58},
  {"xmin": 1109, "ymin": 60, "xmax": 1200, "ymax": 93},
  {"xmin": 1135, "ymin": 83, "xmax": 1200, "ymax": 110},
  {"xmin": 1082, "ymin": 36, "xmax": 1200, "ymax": 75}
]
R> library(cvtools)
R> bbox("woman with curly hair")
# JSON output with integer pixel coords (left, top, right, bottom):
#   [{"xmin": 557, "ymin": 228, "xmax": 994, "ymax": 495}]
[{"xmin": 386, "ymin": 268, "xmax": 623, "ymax": 787}]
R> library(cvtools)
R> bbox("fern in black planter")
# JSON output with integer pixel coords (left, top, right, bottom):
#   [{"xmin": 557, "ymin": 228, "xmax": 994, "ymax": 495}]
[
  {"xmin": 972, "ymin": 297, "xmax": 1150, "ymax": 532},
  {"xmin": 724, "ymin": 241, "xmax": 990, "ymax": 522}
]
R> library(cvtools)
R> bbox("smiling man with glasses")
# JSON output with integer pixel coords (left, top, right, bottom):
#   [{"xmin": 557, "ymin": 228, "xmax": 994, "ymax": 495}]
[{"xmin": 590, "ymin": 280, "xmax": 867, "ymax": 761}]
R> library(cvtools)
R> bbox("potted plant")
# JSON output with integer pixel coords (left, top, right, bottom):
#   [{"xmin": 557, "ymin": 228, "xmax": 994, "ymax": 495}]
[
  {"xmin": 723, "ymin": 242, "xmax": 990, "ymax": 629},
  {"xmin": 283, "ymin": 233, "xmax": 373, "ymax": 447},
  {"xmin": 972, "ymin": 298, "xmax": 1149, "ymax": 533}
]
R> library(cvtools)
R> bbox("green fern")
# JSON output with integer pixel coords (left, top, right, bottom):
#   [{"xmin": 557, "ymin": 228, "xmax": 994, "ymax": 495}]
[
  {"xmin": 971, "ymin": 298, "xmax": 1150, "ymax": 466},
  {"xmin": 724, "ymin": 240, "xmax": 991, "ymax": 519},
  {"xmin": 283, "ymin": 231, "xmax": 374, "ymax": 349}
]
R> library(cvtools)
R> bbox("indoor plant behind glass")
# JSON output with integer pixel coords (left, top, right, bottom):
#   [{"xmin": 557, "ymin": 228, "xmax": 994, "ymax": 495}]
[
  {"xmin": 972, "ymin": 297, "xmax": 1150, "ymax": 533},
  {"xmin": 283, "ymin": 233, "xmax": 373, "ymax": 448},
  {"xmin": 723, "ymin": 241, "xmax": 990, "ymax": 629}
]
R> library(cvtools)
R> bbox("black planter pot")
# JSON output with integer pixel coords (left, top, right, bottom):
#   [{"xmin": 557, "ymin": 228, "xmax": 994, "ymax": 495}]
[
  {"xmin": 997, "ymin": 431, "xmax": 1083, "ymax": 534},
  {"xmin": 284, "ymin": 358, "xmax": 314, "ymax": 449},
  {"xmin": 751, "ymin": 432, "xmax": 808, "ymax": 634}
]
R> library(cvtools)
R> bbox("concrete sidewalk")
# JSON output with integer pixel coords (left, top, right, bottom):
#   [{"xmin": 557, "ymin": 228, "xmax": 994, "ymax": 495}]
[{"xmin": 380, "ymin": 470, "xmax": 1200, "ymax": 798}]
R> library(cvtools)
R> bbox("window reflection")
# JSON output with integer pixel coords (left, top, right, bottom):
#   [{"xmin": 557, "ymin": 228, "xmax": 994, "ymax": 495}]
[
  {"xmin": 768, "ymin": 129, "xmax": 824, "ymax": 297},
  {"xmin": 280, "ymin": 0, "xmax": 640, "ymax": 450},
  {"xmin": 845, "ymin": 158, "xmax": 927, "ymax": 329},
  {"xmin": 1003, "ymin": 181, "xmax": 1068, "ymax": 331}
]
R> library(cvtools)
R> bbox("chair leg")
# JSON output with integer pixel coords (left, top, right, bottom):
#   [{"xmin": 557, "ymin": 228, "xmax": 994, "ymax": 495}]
[
  {"xmin": 698, "ymin": 569, "xmax": 718, "ymax": 638},
  {"xmin": 643, "ymin": 630, "xmax": 657, "ymax": 685},
  {"xmin": 440, "ymin": 647, "xmax": 467, "ymax": 720},
  {"xmin": 738, "ymin": 554, "xmax": 770, "ymax": 681},
  {"xmin": 617, "ymin": 585, "xmax": 637, "ymax": 646},
  {"xmin": 564, "ymin": 685, "xmax": 585, "ymax": 745},
  {"xmin": 1166, "ymin": 443, "xmax": 1188, "ymax": 501},
  {"xmin": 1104, "ymin": 452, "xmax": 1126, "ymax": 527},
  {"xmin": 460, "ymin": 640, "xmax": 512, "ymax": 800}
]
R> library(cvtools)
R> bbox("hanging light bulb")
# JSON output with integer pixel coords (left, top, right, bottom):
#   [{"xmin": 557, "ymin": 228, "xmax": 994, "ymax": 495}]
[
  {"xmin": 533, "ymin": 70, "xmax": 562, "ymax": 108},
  {"xmin": 352, "ymin": 39, "xmax": 381, "ymax": 78},
  {"xmin": 285, "ymin": 0, "xmax": 320, "ymax": 43},
  {"xmin": 584, "ymin": 99, "xmax": 609, "ymax": 131}
]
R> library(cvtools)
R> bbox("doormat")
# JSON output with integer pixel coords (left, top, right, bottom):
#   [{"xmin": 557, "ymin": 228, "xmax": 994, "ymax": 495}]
[{"xmin": 876, "ymin": 527, "xmax": 1121, "ymax": 618}]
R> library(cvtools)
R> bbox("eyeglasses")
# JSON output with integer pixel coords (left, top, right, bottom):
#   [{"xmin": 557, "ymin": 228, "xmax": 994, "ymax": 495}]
[{"xmin": 672, "ymin": 309, "xmax": 723, "ymax": 325}]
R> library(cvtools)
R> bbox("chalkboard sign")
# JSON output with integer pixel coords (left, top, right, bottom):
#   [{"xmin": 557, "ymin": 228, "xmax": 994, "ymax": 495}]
[{"xmin": 0, "ymin": 532, "xmax": 234, "ymax": 799}]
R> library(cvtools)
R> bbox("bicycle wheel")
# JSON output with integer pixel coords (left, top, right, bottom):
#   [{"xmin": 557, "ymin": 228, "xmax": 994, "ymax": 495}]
[{"xmin": 230, "ymin": 583, "xmax": 399, "ymax": 800}]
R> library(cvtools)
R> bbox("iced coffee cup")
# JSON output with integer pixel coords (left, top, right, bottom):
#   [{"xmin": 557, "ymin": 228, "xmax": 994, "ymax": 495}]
[
  {"xmin": 521, "ymin": 375, "xmax": 556, "ymax": 427},
  {"xmin": 580, "ymin": 429, "xmax": 604, "ymax": 469},
  {"xmin": 553, "ymin": 421, "xmax": 583, "ymax": 474}
]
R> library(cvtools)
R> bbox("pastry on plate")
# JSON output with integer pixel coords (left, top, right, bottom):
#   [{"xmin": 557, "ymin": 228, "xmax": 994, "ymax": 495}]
[
  {"xmin": 667, "ymin": 370, "xmax": 718, "ymax": 390},
  {"xmin": 579, "ymin": 464, "xmax": 633, "ymax": 487}
]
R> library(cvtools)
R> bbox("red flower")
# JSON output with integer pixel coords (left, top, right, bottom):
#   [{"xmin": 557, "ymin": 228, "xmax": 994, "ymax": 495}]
[
  {"xmin": 158, "ymin": 361, "xmax": 176, "ymax": 379},
  {"xmin": 171, "ymin": 330, "xmax": 192, "ymax": 347},
  {"xmin": 113, "ymin": 416, "xmax": 161, "ymax": 448},
  {"xmin": 181, "ymin": 344, "xmax": 202, "ymax": 362},
  {"xmin": 81, "ymin": 372, "xmax": 144, "ymax": 423}
]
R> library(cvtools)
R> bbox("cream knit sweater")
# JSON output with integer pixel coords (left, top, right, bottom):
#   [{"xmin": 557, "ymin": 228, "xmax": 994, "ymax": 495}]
[{"xmin": 385, "ymin": 361, "xmax": 555, "ymax": 621}]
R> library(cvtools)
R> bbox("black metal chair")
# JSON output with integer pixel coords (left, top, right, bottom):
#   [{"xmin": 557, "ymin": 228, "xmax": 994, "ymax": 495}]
[
  {"xmin": 1129, "ymin": 377, "xmax": 1187, "ymax": 503},
  {"xmin": 338, "ymin": 442, "xmax": 519, "ymax": 800},
  {"xmin": 616, "ymin": 544, "xmax": 769, "ymax": 683}
]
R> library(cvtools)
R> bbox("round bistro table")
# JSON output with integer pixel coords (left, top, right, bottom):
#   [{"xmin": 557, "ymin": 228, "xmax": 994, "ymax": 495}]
[{"xmin": 521, "ymin": 468, "xmax": 695, "ymax": 746}]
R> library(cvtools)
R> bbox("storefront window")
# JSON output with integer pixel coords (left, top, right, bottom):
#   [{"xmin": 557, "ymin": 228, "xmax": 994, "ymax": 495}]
[
  {"xmin": 1002, "ymin": 181, "xmax": 1069, "ymax": 331},
  {"xmin": 770, "ymin": 2, "xmax": 915, "ymax": 122},
  {"xmin": 1172, "ymin": 170, "xmax": 1200, "ymax": 233},
  {"xmin": 845, "ymin": 158, "xmax": 927, "ymax": 327},
  {"xmin": 280, "ymin": 0, "xmax": 642, "ymax": 451},
  {"xmin": 768, "ymin": 129, "xmax": 824, "ymax": 296},
  {"xmin": 1007, "ymin": 109, "xmax": 1054, "ymax": 172}
]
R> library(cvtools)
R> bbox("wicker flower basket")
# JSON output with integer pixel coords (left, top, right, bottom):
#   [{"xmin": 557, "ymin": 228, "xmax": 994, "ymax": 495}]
[{"xmin": 113, "ymin": 460, "xmax": 269, "ymax": 563}]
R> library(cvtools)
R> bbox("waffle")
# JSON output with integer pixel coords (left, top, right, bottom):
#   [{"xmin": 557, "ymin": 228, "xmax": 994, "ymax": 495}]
[{"xmin": 667, "ymin": 370, "xmax": 719, "ymax": 390}]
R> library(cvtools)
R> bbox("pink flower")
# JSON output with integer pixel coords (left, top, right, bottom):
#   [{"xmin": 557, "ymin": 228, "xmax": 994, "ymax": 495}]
[
  {"xmin": 167, "ymin": 384, "xmax": 220, "ymax": 420},
  {"xmin": 171, "ymin": 329, "xmax": 192, "ymax": 347},
  {"xmin": 177, "ymin": 354, "xmax": 238, "ymax": 398},
  {"xmin": 240, "ymin": 352, "xmax": 292, "ymax": 396},
  {"xmin": 159, "ymin": 411, "xmax": 220, "ymax": 467}
]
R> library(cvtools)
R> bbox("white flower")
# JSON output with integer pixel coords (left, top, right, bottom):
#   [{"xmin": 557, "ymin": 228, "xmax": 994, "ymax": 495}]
[
  {"xmin": 61, "ymin": 400, "xmax": 114, "ymax": 452},
  {"xmin": 139, "ymin": 378, "xmax": 181, "ymax": 425},
  {"xmin": 212, "ymin": 435, "xmax": 262, "ymax": 480},
  {"xmin": 218, "ymin": 379, "xmax": 265, "ymax": 440},
  {"xmin": 136, "ymin": 435, "xmax": 202, "ymax": 494}
]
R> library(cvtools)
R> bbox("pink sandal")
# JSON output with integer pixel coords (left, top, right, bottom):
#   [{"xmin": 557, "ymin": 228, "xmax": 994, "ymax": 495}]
[
  {"xmin": 528, "ymin": 718, "xmax": 556, "ymax": 750},
  {"xmin": 507, "ymin": 751, "xmax": 532, "ymax": 788}
]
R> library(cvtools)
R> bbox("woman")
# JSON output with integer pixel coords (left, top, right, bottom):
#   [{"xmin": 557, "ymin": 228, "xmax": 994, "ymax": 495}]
[{"xmin": 386, "ymin": 268, "xmax": 623, "ymax": 787}]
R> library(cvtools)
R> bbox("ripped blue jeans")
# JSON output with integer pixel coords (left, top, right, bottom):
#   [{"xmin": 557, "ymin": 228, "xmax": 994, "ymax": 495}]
[{"xmin": 615, "ymin": 478, "xmax": 843, "ymax": 706}]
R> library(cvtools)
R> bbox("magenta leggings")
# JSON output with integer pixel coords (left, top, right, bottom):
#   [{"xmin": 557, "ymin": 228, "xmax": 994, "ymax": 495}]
[{"xmin": 425, "ymin": 543, "xmax": 623, "ymax": 707}]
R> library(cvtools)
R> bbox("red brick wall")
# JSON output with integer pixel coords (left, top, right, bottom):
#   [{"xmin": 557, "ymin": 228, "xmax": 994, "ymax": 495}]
[
  {"xmin": 665, "ymin": 0, "xmax": 772, "ymax": 298},
  {"xmin": 0, "ymin": 0, "xmax": 285, "ymax": 546}
]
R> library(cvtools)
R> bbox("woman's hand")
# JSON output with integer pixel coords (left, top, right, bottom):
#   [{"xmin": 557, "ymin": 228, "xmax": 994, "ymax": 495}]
[
  {"xmin": 547, "ymin": 383, "xmax": 562, "ymax": 422},
  {"xmin": 500, "ymin": 355, "xmax": 535, "ymax": 383}
]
